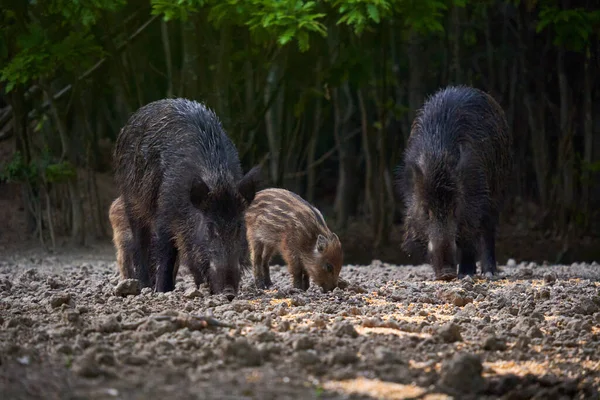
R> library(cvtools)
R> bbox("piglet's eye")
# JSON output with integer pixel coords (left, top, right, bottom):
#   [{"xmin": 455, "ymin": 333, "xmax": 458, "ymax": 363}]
[{"xmin": 325, "ymin": 263, "xmax": 334, "ymax": 273}]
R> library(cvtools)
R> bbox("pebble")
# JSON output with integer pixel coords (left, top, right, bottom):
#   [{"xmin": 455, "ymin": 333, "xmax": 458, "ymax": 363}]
[
  {"xmin": 482, "ymin": 335, "xmax": 507, "ymax": 351},
  {"xmin": 437, "ymin": 322, "xmax": 463, "ymax": 343},
  {"xmin": 334, "ymin": 323, "xmax": 359, "ymax": 338},
  {"xmin": 543, "ymin": 272, "xmax": 557, "ymax": 285},
  {"xmin": 114, "ymin": 279, "xmax": 141, "ymax": 297},
  {"xmin": 184, "ymin": 288, "xmax": 201, "ymax": 299},
  {"xmin": 439, "ymin": 352, "xmax": 484, "ymax": 393},
  {"xmin": 328, "ymin": 349, "xmax": 358, "ymax": 365},
  {"xmin": 292, "ymin": 336, "xmax": 314, "ymax": 351},
  {"xmin": 294, "ymin": 351, "xmax": 320, "ymax": 366},
  {"xmin": 49, "ymin": 292, "xmax": 71, "ymax": 308}
]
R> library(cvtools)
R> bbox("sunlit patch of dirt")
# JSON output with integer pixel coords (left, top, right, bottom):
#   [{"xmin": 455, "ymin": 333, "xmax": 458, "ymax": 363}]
[
  {"xmin": 355, "ymin": 326, "xmax": 432, "ymax": 339},
  {"xmin": 323, "ymin": 377, "xmax": 451, "ymax": 400},
  {"xmin": 484, "ymin": 359, "xmax": 572, "ymax": 378}
]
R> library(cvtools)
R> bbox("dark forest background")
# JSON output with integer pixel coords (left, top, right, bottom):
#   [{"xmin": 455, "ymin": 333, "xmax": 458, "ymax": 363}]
[{"xmin": 1, "ymin": 0, "xmax": 599, "ymax": 265}]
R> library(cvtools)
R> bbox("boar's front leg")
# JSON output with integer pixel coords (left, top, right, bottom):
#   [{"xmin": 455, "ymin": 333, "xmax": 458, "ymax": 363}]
[
  {"xmin": 458, "ymin": 242, "xmax": 477, "ymax": 278},
  {"xmin": 480, "ymin": 226, "xmax": 497, "ymax": 277},
  {"xmin": 301, "ymin": 270, "xmax": 310, "ymax": 291},
  {"xmin": 154, "ymin": 227, "xmax": 178, "ymax": 292}
]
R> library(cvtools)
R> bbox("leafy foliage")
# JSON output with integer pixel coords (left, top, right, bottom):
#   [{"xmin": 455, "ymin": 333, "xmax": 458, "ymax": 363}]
[
  {"xmin": 536, "ymin": 2, "xmax": 600, "ymax": 52},
  {"xmin": 0, "ymin": 0, "xmax": 126, "ymax": 92}
]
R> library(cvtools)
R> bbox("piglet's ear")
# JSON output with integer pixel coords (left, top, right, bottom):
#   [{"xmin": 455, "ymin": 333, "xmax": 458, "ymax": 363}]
[
  {"xmin": 315, "ymin": 234, "xmax": 328, "ymax": 253},
  {"xmin": 238, "ymin": 165, "xmax": 261, "ymax": 206},
  {"xmin": 190, "ymin": 178, "xmax": 210, "ymax": 210}
]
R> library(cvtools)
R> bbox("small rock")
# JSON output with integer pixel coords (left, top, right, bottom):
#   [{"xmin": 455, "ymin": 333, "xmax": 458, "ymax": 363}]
[
  {"xmin": 64, "ymin": 310, "xmax": 80, "ymax": 324},
  {"xmin": 71, "ymin": 348, "xmax": 103, "ymax": 378},
  {"xmin": 114, "ymin": 279, "xmax": 140, "ymax": 297},
  {"xmin": 437, "ymin": 322, "xmax": 463, "ymax": 343},
  {"xmin": 506, "ymin": 259, "xmax": 517, "ymax": 268},
  {"xmin": 328, "ymin": 349, "xmax": 358, "ymax": 365},
  {"xmin": 440, "ymin": 289, "xmax": 473, "ymax": 307},
  {"xmin": 439, "ymin": 353, "xmax": 484, "ymax": 393},
  {"xmin": 184, "ymin": 288, "xmax": 201, "ymax": 299},
  {"xmin": 527, "ymin": 326, "xmax": 543, "ymax": 338},
  {"xmin": 482, "ymin": 335, "xmax": 507, "ymax": 351},
  {"xmin": 516, "ymin": 268, "xmax": 533, "ymax": 279},
  {"xmin": 96, "ymin": 316, "xmax": 122, "ymax": 333},
  {"xmin": 17, "ymin": 356, "xmax": 30, "ymax": 365},
  {"xmin": 249, "ymin": 326, "xmax": 275, "ymax": 342},
  {"xmin": 294, "ymin": 351, "xmax": 320, "ymax": 366},
  {"xmin": 373, "ymin": 347, "xmax": 401, "ymax": 364},
  {"xmin": 334, "ymin": 323, "xmax": 359, "ymax": 338},
  {"xmin": 292, "ymin": 337, "xmax": 314, "ymax": 351},
  {"xmin": 121, "ymin": 354, "xmax": 149, "ymax": 366},
  {"xmin": 543, "ymin": 272, "xmax": 557, "ymax": 285},
  {"xmin": 278, "ymin": 321, "xmax": 291, "ymax": 332},
  {"xmin": 49, "ymin": 292, "xmax": 71, "ymax": 308},
  {"xmin": 223, "ymin": 339, "xmax": 263, "ymax": 367}
]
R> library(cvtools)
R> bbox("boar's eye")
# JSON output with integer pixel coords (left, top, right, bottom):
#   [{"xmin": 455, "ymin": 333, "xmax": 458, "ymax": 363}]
[{"xmin": 324, "ymin": 263, "xmax": 334, "ymax": 273}]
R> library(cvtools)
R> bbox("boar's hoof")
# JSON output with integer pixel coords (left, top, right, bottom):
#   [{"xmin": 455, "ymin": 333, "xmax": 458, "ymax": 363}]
[
  {"xmin": 436, "ymin": 269, "xmax": 458, "ymax": 281},
  {"xmin": 255, "ymin": 279, "xmax": 272, "ymax": 290},
  {"xmin": 222, "ymin": 286, "xmax": 237, "ymax": 301}
]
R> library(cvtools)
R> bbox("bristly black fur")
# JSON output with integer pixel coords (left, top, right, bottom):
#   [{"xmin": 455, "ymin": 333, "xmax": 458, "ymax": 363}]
[
  {"xmin": 114, "ymin": 98, "xmax": 261, "ymax": 297},
  {"xmin": 395, "ymin": 85, "xmax": 513, "ymax": 279}
]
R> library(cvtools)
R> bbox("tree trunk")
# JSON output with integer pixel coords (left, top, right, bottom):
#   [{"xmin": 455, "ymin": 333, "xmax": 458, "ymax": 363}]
[
  {"xmin": 407, "ymin": 30, "xmax": 423, "ymax": 137},
  {"xmin": 451, "ymin": 3, "xmax": 462, "ymax": 83},
  {"xmin": 43, "ymin": 84, "xmax": 85, "ymax": 245},
  {"xmin": 306, "ymin": 58, "xmax": 323, "ymax": 204},
  {"xmin": 9, "ymin": 86, "xmax": 37, "ymax": 235},
  {"xmin": 264, "ymin": 63, "xmax": 285, "ymax": 186},
  {"xmin": 557, "ymin": 45, "xmax": 574, "ymax": 229},
  {"xmin": 582, "ymin": 47, "xmax": 593, "ymax": 221},
  {"xmin": 161, "ymin": 19, "xmax": 174, "ymax": 98},
  {"xmin": 331, "ymin": 82, "xmax": 356, "ymax": 231}
]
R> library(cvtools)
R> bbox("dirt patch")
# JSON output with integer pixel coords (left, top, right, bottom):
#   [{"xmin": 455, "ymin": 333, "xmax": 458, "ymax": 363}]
[{"xmin": 1, "ymin": 244, "xmax": 599, "ymax": 399}]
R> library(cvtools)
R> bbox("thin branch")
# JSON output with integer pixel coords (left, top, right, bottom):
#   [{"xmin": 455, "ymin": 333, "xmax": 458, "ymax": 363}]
[
  {"xmin": 284, "ymin": 128, "xmax": 361, "ymax": 179},
  {"xmin": 0, "ymin": 15, "xmax": 160, "ymax": 128}
]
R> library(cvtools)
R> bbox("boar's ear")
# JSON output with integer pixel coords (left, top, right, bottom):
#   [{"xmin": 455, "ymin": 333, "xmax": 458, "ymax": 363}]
[
  {"xmin": 190, "ymin": 178, "xmax": 210, "ymax": 210},
  {"xmin": 330, "ymin": 233, "xmax": 340, "ymax": 243},
  {"xmin": 238, "ymin": 165, "xmax": 261, "ymax": 205},
  {"xmin": 315, "ymin": 234, "xmax": 328, "ymax": 253}
]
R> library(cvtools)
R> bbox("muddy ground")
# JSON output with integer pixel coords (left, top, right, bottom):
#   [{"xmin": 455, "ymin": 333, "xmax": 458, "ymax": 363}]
[{"xmin": 0, "ymin": 244, "xmax": 599, "ymax": 400}]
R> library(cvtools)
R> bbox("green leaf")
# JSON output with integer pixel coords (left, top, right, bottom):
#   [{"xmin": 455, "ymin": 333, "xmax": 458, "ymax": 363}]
[{"xmin": 367, "ymin": 4, "xmax": 380, "ymax": 23}]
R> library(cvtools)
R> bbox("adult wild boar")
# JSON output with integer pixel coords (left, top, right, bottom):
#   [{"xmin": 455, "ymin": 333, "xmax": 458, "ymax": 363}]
[
  {"xmin": 113, "ymin": 98, "xmax": 260, "ymax": 299},
  {"xmin": 397, "ymin": 86, "xmax": 512, "ymax": 280}
]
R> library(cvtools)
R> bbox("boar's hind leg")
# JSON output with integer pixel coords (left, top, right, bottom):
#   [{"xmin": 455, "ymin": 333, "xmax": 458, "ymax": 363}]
[
  {"xmin": 125, "ymin": 210, "xmax": 152, "ymax": 288},
  {"xmin": 154, "ymin": 229, "xmax": 178, "ymax": 292},
  {"xmin": 250, "ymin": 241, "xmax": 268, "ymax": 289},
  {"xmin": 458, "ymin": 243, "xmax": 477, "ymax": 278},
  {"xmin": 261, "ymin": 246, "xmax": 275, "ymax": 288}
]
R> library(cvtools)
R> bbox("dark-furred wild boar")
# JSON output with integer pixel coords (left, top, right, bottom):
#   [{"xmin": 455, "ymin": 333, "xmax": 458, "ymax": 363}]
[
  {"xmin": 245, "ymin": 188, "xmax": 343, "ymax": 292},
  {"xmin": 113, "ymin": 98, "xmax": 260, "ymax": 299},
  {"xmin": 396, "ymin": 85, "xmax": 512, "ymax": 280},
  {"xmin": 108, "ymin": 196, "xmax": 179, "ymax": 287}
]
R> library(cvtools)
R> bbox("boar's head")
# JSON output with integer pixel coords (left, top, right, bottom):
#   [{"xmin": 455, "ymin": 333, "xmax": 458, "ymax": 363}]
[
  {"xmin": 400, "ymin": 149, "xmax": 480, "ymax": 281},
  {"xmin": 188, "ymin": 166, "xmax": 261, "ymax": 299},
  {"xmin": 308, "ymin": 233, "xmax": 343, "ymax": 292}
]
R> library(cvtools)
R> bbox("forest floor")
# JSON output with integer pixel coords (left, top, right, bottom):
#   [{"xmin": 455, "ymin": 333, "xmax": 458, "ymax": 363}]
[{"xmin": 1, "ymin": 243, "xmax": 599, "ymax": 400}]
